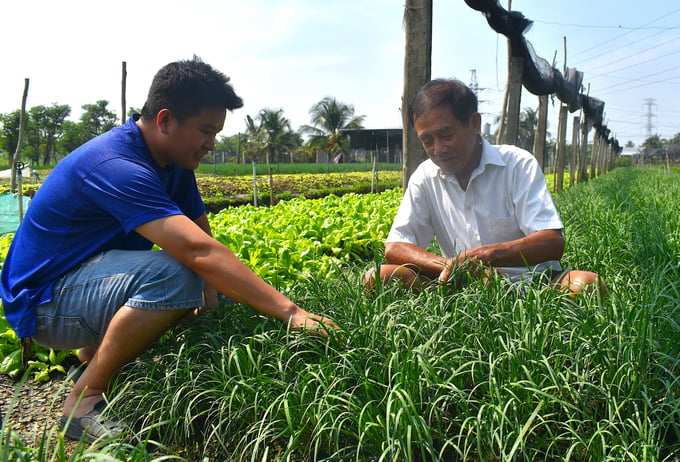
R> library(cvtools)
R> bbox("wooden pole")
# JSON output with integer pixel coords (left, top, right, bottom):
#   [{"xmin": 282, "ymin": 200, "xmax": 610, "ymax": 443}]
[
  {"xmin": 497, "ymin": 0, "xmax": 513, "ymax": 144},
  {"xmin": 252, "ymin": 161, "xmax": 258, "ymax": 207},
  {"xmin": 121, "ymin": 61, "xmax": 127, "ymax": 124},
  {"xmin": 11, "ymin": 78, "xmax": 30, "ymax": 193},
  {"xmin": 570, "ymin": 116, "xmax": 579, "ymax": 187},
  {"xmin": 402, "ymin": 0, "xmax": 432, "ymax": 188},
  {"xmin": 577, "ymin": 114, "xmax": 589, "ymax": 183},
  {"xmin": 533, "ymin": 95, "xmax": 548, "ymax": 170},
  {"xmin": 577, "ymin": 84, "xmax": 591, "ymax": 183},
  {"xmin": 603, "ymin": 142, "xmax": 610, "ymax": 173},
  {"xmin": 503, "ymin": 56, "xmax": 523, "ymax": 146},
  {"xmin": 590, "ymin": 133, "xmax": 599, "ymax": 180},
  {"xmin": 553, "ymin": 105, "xmax": 568, "ymax": 193},
  {"xmin": 268, "ymin": 167, "xmax": 274, "ymax": 206}
]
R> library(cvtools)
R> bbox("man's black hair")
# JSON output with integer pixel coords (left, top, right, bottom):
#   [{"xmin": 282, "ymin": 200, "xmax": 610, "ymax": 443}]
[
  {"xmin": 141, "ymin": 55, "xmax": 243, "ymax": 122},
  {"xmin": 409, "ymin": 79, "xmax": 478, "ymax": 127}
]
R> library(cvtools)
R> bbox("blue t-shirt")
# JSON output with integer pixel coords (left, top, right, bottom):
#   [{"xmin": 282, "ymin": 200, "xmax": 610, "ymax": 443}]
[{"xmin": 0, "ymin": 116, "xmax": 206, "ymax": 338}]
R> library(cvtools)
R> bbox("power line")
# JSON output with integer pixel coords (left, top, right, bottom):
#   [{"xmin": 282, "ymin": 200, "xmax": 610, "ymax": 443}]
[
  {"xmin": 534, "ymin": 20, "xmax": 680, "ymax": 31},
  {"xmin": 584, "ymin": 33, "xmax": 680, "ymax": 74},
  {"xmin": 595, "ymin": 68, "xmax": 680, "ymax": 96},
  {"xmin": 569, "ymin": 6, "xmax": 680, "ymax": 61},
  {"xmin": 587, "ymin": 71, "xmax": 680, "ymax": 87}
]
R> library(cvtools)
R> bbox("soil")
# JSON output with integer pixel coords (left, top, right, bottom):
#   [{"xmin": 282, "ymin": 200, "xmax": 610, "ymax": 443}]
[{"xmin": 0, "ymin": 372, "xmax": 79, "ymax": 453}]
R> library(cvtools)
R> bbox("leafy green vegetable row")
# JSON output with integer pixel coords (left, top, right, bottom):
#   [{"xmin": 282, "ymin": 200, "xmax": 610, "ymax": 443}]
[{"xmin": 210, "ymin": 189, "xmax": 402, "ymax": 289}]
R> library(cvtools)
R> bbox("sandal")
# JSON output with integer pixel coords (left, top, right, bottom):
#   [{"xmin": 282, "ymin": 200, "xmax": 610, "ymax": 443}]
[
  {"xmin": 60, "ymin": 400, "xmax": 126, "ymax": 442},
  {"xmin": 66, "ymin": 362, "xmax": 86, "ymax": 383}
]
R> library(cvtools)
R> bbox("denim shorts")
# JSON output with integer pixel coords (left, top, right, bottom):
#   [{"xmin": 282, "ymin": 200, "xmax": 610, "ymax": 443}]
[{"xmin": 32, "ymin": 249, "xmax": 204, "ymax": 350}]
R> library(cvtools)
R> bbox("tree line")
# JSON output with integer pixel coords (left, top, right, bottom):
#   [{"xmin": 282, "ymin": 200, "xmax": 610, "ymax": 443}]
[
  {"xmin": 0, "ymin": 101, "xmax": 119, "ymax": 166},
  {"xmin": 637, "ymin": 133, "xmax": 680, "ymax": 165},
  {"xmin": 0, "ymin": 96, "xmax": 365, "ymax": 168},
  {"xmin": 2, "ymin": 95, "xmax": 676, "ymax": 170}
]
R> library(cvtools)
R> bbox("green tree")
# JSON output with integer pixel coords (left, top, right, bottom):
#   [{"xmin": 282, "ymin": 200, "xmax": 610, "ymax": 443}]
[
  {"xmin": 666, "ymin": 132, "xmax": 680, "ymax": 146},
  {"xmin": 27, "ymin": 104, "xmax": 71, "ymax": 165},
  {"xmin": 517, "ymin": 107, "xmax": 538, "ymax": 152},
  {"xmin": 59, "ymin": 120, "xmax": 88, "ymax": 156},
  {"xmin": 492, "ymin": 107, "xmax": 544, "ymax": 153},
  {"xmin": 643, "ymin": 134, "xmax": 664, "ymax": 151},
  {"xmin": 0, "ymin": 111, "xmax": 21, "ymax": 164},
  {"xmin": 256, "ymin": 108, "xmax": 300, "ymax": 164},
  {"xmin": 79, "ymin": 100, "xmax": 118, "ymax": 140},
  {"xmin": 127, "ymin": 107, "xmax": 142, "ymax": 118},
  {"xmin": 243, "ymin": 115, "xmax": 267, "ymax": 163},
  {"xmin": 641, "ymin": 134, "xmax": 666, "ymax": 164},
  {"xmin": 301, "ymin": 97, "xmax": 364, "ymax": 157},
  {"xmin": 214, "ymin": 134, "xmax": 242, "ymax": 163}
]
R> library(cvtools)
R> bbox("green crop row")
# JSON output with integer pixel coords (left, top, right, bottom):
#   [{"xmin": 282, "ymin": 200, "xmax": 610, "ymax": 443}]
[{"xmin": 210, "ymin": 189, "xmax": 402, "ymax": 289}]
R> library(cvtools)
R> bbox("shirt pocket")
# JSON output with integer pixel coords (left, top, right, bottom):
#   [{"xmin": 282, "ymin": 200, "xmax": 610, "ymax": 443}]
[{"xmin": 476, "ymin": 215, "xmax": 524, "ymax": 245}]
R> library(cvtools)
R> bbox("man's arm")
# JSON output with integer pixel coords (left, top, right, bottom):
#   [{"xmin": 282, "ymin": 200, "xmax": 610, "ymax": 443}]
[
  {"xmin": 387, "ymin": 228, "xmax": 564, "ymax": 283},
  {"xmin": 136, "ymin": 214, "xmax": 335, "ymax": 332},
  {"xmin": 438, "ymin": 229, "xmax": 564, "ymax": 283},
  {"xmin": 193, "ymin": 213, "xmax": 218, "ymax": 310},
  {"xmin": 459, "ymin": 229, "xmax": 564, "ymax": 266},
  {"xmin": 384, "ymin": 242, "xmax": 449, "ymax": 280}
]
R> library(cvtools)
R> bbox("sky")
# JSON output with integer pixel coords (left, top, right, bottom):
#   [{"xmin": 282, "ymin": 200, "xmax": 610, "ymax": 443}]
[{"xmin": 2, "ymin": 0, "xmax": 679, "ymax": 148}]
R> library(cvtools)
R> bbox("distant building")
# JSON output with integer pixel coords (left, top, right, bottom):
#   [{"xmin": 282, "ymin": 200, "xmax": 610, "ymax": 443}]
[
  {"xmin": 620, "ymin": 147, "xmax": 640, "ymax": 157},
  {"xmin": 343, "ymin": 128, "xmax": 403, "ymax": 164}
]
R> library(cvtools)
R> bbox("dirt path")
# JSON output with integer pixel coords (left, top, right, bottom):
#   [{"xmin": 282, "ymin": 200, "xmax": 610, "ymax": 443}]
[{"xmin": 0, "ymin": 373, "xmax": 78, "ymax": 453}]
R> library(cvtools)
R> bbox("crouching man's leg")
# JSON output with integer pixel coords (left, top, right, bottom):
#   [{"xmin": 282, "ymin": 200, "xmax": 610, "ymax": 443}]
[
  {"xmin": 63, "ymin": 306, "xmax": 189, "ymax": 418},
  {"xmin": 32, "ymin": 249, "xmax": 203, "ymax": 441}
]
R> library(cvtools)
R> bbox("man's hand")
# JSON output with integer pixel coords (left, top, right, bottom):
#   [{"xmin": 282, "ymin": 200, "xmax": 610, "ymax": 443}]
[
  {"xmin": 437, "ymin": 254, "xmax": 492, "ymax": 286},
  {"xmin": 288, "ymin": 311, "xmax": 339, "ymax": 337}
]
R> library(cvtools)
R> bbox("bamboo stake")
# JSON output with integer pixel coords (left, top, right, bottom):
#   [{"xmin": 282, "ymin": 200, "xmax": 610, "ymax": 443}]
[
  {"xmin": 533, "ymin": 95, "xmax": 548, "ymax": 170},
  {"xmin": 570, "ymin": 116, "xmax": 579, "ymax": 187},
  {"xmin": 121, "ymin": 61, "xmax": 127, "ymax": 124},
  {"xmin": 554, "ymin": 105, "xmax": 568, "ymax": 193},
  {"xmin": 11, "ymin": 78, "xmax": 30, "ymax": 193}
]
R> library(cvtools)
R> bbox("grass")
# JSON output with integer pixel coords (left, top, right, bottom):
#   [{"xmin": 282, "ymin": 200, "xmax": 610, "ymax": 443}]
[
  {"xmin": 2, "ymin": 166, "xmax": 679, "ymax": 460},
  {"xmin": 114, "ymin": 167, "xmax": 680, "ymax": 460}
]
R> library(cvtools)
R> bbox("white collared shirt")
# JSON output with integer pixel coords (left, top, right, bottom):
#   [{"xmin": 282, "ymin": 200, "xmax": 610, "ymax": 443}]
[{"xmin": 386, "ymin": 140, "xmax": 563, "ymax": 275}]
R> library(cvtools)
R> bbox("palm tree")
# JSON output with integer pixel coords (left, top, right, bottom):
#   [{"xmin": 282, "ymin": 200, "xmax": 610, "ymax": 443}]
[
  {"xmin": 516, "ymin": 107, "xmax": 539, "ymax": 152},
  {"xmin": 301, "ymin": 97, "xmax": 365, "ymax": 158},
  {"xmin": 491, "ymin": 107, "xmax": 549, "ymax": 153},
  {"xmin": 245, "ymin": 109, "xmax": 301, "ymax": 164},
  {"xmin": 243, "ymin": 115, "xmax": 267, "ymax": 163}
]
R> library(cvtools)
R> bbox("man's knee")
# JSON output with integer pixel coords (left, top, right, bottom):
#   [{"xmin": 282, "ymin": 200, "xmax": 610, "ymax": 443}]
[
  {"xmin": 363, "ymin": 264, "xmax": 424, "ymax": 292},
  {"xmin": 558, "ymin": 270, "xmax": 604, "ymax": 295}
]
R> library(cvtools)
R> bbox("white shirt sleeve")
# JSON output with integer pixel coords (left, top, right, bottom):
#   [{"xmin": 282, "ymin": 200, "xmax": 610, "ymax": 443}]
[
  {"xmin": 508, "ymin": 150, "xmax": 563, "ymax": 235},
  {"xmin": 385, "ymin": 168, "xmax": 435, "ymax": 249}
]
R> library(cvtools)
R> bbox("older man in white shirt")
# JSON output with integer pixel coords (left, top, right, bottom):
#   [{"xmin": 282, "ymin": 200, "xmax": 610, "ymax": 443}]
[{"xmin": 365, "ymin": 78, "xmax": 600, "ymax": 293}]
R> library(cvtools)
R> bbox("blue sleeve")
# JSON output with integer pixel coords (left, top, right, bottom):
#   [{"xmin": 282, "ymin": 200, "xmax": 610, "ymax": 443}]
[
  {"xmin": 82, "ymin": 158, "xmax": 184, "ymax": 233},
  {"xmin": 172, "ymin": 169, "xmax": 206, "ymax": 221}
]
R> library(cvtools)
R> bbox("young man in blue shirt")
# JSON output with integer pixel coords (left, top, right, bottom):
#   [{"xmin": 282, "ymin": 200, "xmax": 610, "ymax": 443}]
[{"xmin": 1, "ymin": 57, "xmax": 336, "ymax": 441}]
